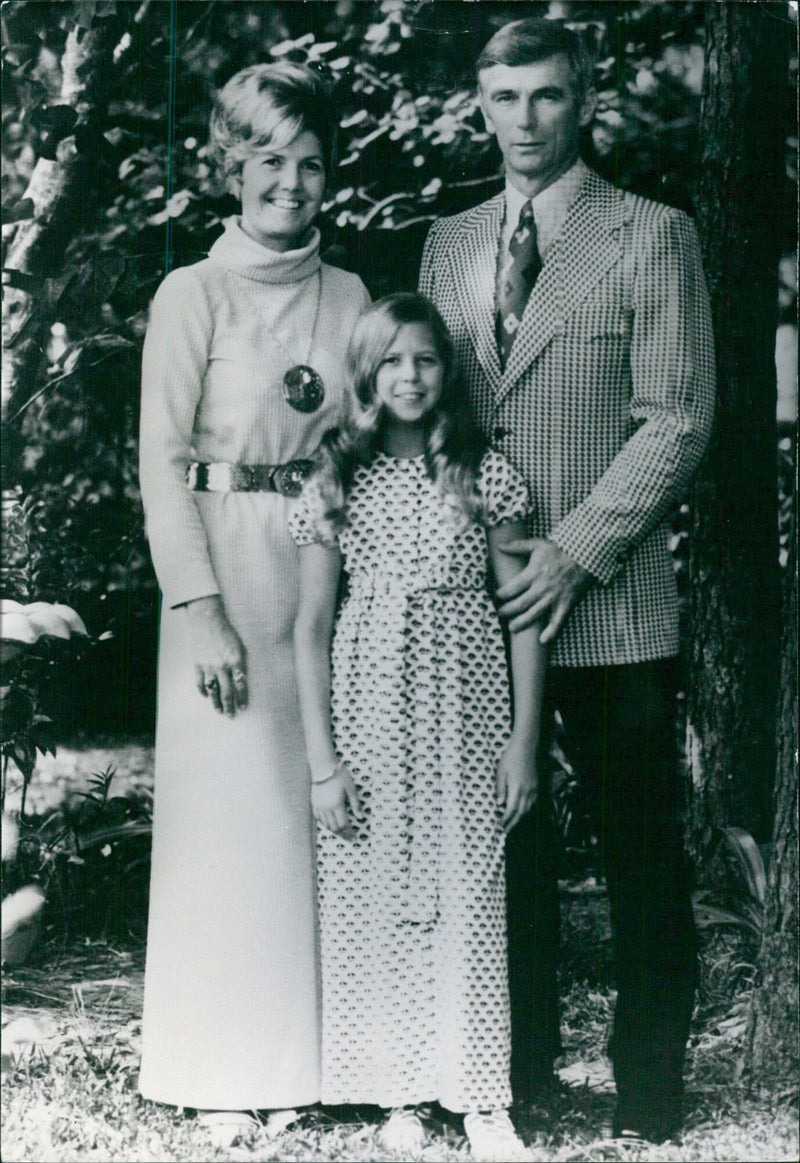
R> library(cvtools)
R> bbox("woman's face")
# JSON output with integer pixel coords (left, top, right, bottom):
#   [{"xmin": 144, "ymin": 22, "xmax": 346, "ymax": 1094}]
[{"xmin": 236, "ymin": 129, "xmax": 326, "ymax": 252}]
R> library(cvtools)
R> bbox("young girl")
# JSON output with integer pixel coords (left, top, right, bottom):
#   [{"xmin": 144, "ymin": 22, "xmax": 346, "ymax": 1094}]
[{"xmin": 290, "ymin": 294, "xmax": 546, "ymax": 1163}]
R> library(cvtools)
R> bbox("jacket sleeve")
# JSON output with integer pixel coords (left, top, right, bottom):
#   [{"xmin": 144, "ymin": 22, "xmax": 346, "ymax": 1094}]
[
  {"xmin": 418, "ymin": 220, "xmax": 442, "ymax": 301},
  {"xmin": 138, "ymin": 266, "xmax": 221, "ymax": 608},
  {"xmin": 551, "ymin": 209, "xmax": 716, "ymax": 583}
]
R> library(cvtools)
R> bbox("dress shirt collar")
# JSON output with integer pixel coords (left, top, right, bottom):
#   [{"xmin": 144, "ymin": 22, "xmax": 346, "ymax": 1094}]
[{"xmin": 503, "ymin": 158, "xmax": 589, "ymax": 260}]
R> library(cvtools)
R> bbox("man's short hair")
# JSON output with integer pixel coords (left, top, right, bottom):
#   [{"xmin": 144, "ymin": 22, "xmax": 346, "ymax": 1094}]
[{"xmin": 476, "ymin": 18, "xmax": 595, "ymax": 100}]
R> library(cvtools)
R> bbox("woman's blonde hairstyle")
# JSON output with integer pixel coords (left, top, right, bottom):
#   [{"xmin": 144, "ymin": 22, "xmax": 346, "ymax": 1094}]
[
  {"xmin": 309, "ymin": 294, "xmax": 486, "ymax": 544},
  {"xmin": 209, "ymin": 61, "xmax": 337, "ymax": 193}
]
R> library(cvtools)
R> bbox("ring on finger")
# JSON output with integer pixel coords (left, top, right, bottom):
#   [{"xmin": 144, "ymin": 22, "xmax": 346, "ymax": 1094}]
[
  {"xmin": 205, "ymin": 677, "xmax": 220, "ymax": 692},
  {"xmin": 232, "ymin": 669, "xmax": 246, "ymax": 686}
]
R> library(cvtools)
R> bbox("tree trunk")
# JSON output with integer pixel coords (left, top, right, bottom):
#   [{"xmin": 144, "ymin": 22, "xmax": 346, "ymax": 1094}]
[
  {"xmin": 1, "ymin": 6, "xmax": 125, "ymax": 480},
  {"xmin": 746, "ymin": 472, "xmax": 798, "ymax": 1083},
  {"xmin": 687, "ymin": 1, "xmax": 788, "ymax": 854}
]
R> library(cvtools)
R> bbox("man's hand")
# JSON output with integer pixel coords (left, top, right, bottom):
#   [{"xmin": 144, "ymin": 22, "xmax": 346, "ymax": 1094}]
[{"xmin": 496, "ymin": 538, "xmax": 593, "ymax": 640}]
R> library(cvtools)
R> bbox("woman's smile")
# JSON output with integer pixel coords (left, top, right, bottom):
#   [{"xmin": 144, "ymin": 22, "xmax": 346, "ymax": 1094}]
[{"xmin": 237, "ymin": 130, "xmax": 326, "ymax": 251}]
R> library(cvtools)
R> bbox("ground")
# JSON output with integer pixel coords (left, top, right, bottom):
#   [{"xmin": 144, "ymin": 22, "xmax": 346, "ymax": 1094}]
[{"xmin": 2, "ymin": 742, "xmax": 798, "ymax": 1163}]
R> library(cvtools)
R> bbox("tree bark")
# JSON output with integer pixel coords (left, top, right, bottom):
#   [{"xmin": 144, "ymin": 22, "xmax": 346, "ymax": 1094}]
[
  {"xmin": 687, "ymin": 1, "xmax": 788, "ymax": 854},
  {"xmin": 746, "ymin": 470, "xmax": 798, "ymax": 1083},
  {"xmin": 1, "ymin": 8, "xmax": 125, "ymax": 473}
]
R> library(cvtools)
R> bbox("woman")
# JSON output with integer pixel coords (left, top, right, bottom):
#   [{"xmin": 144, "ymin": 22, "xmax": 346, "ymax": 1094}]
[{"xmin": 137, "ymin": 61, "xmax": 370, "ymax": 1134}]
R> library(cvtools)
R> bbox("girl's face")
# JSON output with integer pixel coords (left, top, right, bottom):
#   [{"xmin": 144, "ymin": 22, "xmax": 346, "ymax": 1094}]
[
  {"xmin": 374, "ymin": 323, "xmax": 445, "ymax": 430},
  {"xmin": 236, "ymin": 129, "xmax": 326, "ymax": 252}
]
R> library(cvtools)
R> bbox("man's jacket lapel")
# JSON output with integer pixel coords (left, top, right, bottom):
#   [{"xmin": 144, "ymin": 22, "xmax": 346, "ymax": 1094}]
[
  {"xmin": 449, "ymin": 194, "xmax": 504, "ymax": 394},
  {"xmin": 498, "ymin": 172, "xmax": 628, "ymax": 402}
]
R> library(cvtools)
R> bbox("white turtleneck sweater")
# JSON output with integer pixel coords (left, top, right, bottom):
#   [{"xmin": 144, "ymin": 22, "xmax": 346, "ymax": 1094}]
[{"xmin": 139, "ymin": 218, "xmax": 370, "ymax": 608}]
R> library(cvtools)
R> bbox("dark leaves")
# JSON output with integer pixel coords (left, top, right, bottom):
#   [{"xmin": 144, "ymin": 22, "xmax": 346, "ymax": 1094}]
[
  {"xmin": 70, "ymin": 2, "xmax": 119, "ymax": 34},
  {"xmin": 1, "ymin": 41, "xmax": 41, "ymax": 71},
  {"xmin": 2, "ymin": 197, "xmax": 35, "ymax": 222}
]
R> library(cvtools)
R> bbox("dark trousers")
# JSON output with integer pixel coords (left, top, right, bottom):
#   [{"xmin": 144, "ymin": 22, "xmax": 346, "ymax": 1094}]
[{"xmin": 506, "ymin": 658, "xmax": 697, "ymax": 1138}]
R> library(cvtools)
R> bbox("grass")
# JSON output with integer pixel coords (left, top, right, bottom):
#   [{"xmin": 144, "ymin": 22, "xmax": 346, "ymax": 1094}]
[
  {"xmin": 3, "ymin": 955, "xmax": 797, "ymax": 1163},
  {"xmin": 2, "ymin": 741, "xmax": 798, "ymax": 1163}
]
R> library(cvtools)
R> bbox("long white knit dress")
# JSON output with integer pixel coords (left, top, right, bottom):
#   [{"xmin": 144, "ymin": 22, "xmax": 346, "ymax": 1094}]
[{"xmin": 137, "ymin": 218, "xmax": 370, "ymax": 1110}]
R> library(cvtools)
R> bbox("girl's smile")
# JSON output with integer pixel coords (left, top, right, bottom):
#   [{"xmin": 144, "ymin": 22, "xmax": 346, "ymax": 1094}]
[
  {"xmin": 375, "ymin": 323, "xmax": 444, "ymax": 445},
  {"xmin": 236, "ymin": 130, "xmax": 326, "ymax": 252}
]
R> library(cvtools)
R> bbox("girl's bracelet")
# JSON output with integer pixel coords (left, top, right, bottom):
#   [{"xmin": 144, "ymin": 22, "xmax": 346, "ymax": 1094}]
[{"xmin": 311, "ymin": 761, "xmax": 342, "ymax": 786}]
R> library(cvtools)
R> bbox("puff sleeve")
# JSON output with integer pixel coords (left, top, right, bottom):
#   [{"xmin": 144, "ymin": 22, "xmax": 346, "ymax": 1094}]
[
  {"xmin": 288, "ymin": 476, "xmax": 335, "ymax": 548},
  {"xmin": 478, "ymin": 450, "xmax": 532, "ymax": 528}
]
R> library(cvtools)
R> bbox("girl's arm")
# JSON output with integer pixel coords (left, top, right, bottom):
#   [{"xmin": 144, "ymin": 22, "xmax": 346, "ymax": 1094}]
[
  {"xmin": 489, "ymin": 518, "xmax": 549, "ymax": 832},
  {"xmin": 294, "ymin": 542, "xmax": 360, "ymax": 836}
]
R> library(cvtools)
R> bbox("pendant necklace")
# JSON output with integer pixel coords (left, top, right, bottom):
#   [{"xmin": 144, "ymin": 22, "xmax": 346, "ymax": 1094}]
[{"xmin": 275, "ymin": 271, "xmax": 325, "ymax": 413}]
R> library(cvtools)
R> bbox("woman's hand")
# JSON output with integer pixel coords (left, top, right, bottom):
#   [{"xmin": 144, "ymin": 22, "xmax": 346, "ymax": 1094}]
[
  {"xmin": 496, "ymin": 732, "xmax": 538, "ymax": 832},
  {"xmin": 182, "ymin": 595, "xmax": 248, "ymax": 717},
  {"xmin": 312, "ymin": 764, "xmax": 360, "ymax": 839}
]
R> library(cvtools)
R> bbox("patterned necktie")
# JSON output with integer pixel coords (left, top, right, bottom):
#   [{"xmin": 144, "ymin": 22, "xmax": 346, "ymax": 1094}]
[{"xmin": 497, "ymin": 201, "xmax": 541, "ymax": 368}]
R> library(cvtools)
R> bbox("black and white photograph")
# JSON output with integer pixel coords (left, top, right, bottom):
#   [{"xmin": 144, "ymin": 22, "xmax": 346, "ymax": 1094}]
[{"xmin": 1, "ymin": 2, "xmax": 797, "ymax": 1161}]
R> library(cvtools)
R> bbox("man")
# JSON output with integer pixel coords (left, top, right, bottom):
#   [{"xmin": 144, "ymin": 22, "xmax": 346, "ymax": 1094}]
[{"xmin": 419, "ymin": 18, "xmax": 714, "ymax": 1143}]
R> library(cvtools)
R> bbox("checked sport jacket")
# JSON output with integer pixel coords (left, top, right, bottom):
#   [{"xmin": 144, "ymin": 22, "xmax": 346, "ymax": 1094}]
[{"xmin": 419, "ymin": 168, "xmax": 716, "ymax": 669}]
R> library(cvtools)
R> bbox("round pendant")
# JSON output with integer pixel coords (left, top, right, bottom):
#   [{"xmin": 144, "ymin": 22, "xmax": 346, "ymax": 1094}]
[{"xmin": 282, "ymin": 365, "xmax": 325, "ymax": 413}]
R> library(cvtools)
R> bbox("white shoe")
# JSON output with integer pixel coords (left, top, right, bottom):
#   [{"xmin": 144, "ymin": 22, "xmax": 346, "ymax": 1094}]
[
  {"xmin": 263, "ymin": 1108, "xmax": 299, "ymax": 1137},
  {"xmin": 378, "ymin": 1107, "xmax": 427, "ymax": 1155},
  {"xmin": 197, "ymin": 1110, "xmax": 259, "ymax": 1148},
  {"xmin": 464, "ymin": 1110, "xmax": 533, "ymax": 1162}
]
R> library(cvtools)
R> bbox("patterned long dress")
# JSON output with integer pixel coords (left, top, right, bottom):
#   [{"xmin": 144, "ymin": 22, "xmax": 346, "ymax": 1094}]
[{"xmin": 289, "ymin": 449, "xmax": 530, "ymax": 1113}]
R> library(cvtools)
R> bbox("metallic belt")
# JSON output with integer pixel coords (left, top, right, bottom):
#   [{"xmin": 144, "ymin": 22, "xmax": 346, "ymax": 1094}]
[{"xmin": 186, "ymin": 459, "xmax": 314, "ymax": 498}]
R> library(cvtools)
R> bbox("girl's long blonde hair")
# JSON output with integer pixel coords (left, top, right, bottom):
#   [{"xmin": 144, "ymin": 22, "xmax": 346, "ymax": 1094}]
[{"xmin": 308, "ymin": 293, "xmax": 486, "ymax": 544}]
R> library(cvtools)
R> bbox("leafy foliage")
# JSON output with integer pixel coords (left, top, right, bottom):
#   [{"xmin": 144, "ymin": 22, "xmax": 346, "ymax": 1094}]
[
  {"xmin": 693, "ymin": 826, "xmax": 770, "ymax": 954},
  {"xmin": 3, "ymin": 765, "xmax": 152, "ymax": 947},
  {"xmin": 0, "ymin": 586, "xmax": 107, "ymax": 965},
  {"xmin": 1, "ymin": 593, "xmax": 89, "ymax": 817},
  {"xmin": 692, "ymin": 826, "xmax": 772, "ymax": 1057}
]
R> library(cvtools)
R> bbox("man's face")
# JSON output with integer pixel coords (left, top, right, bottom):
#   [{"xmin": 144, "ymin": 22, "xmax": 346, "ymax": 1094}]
[{"xmin": 478, "ymin": 54, "xmax": 596, "ymax": 196}]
